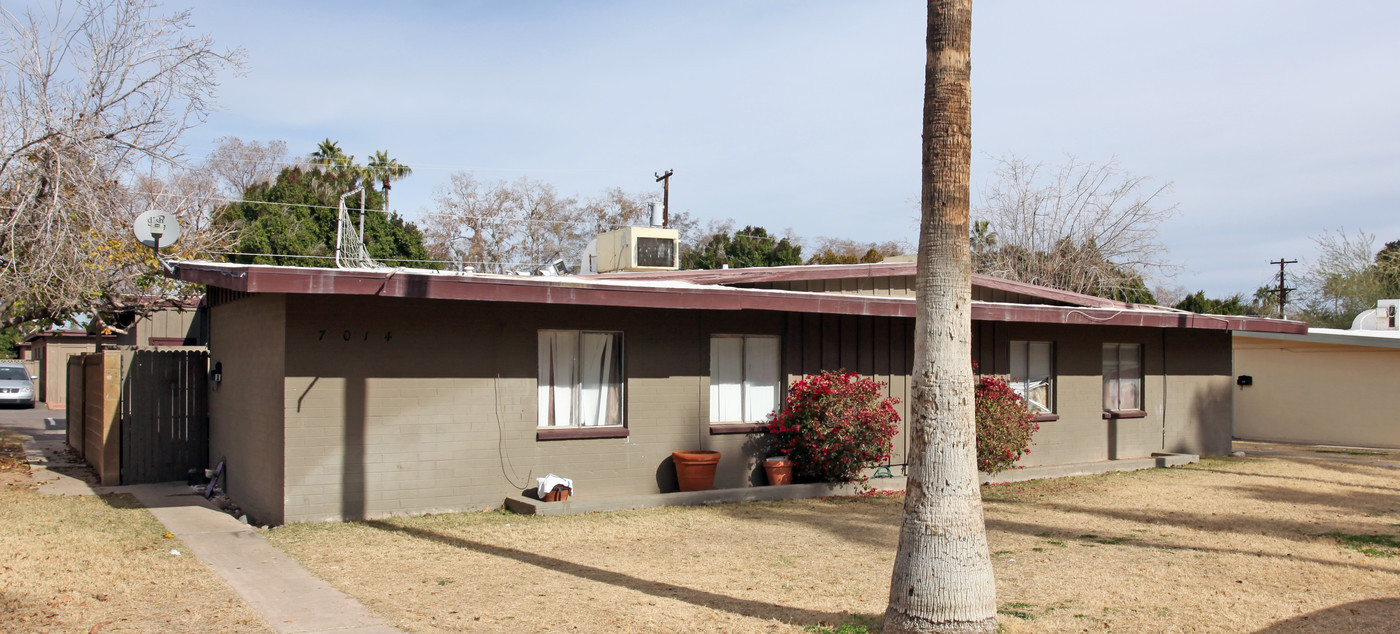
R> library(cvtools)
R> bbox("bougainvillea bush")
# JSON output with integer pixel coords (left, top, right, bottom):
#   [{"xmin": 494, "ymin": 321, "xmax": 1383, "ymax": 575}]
[
  {"xmin": 766, "ymin": 371, "xmax": 901, "ymax": 484},
  {"xmin": 975, "ymin": 373, "xmax": 1039, "ymax": 474}
]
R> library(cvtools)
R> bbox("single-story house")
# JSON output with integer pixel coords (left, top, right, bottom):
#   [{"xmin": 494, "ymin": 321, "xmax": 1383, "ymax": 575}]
[
  {"xmin": 1234, "ymin": 326, "xmax": 1400, "ymax": 449},
  {"xmin": 168, "ymin": 259, "xmax": 1303, "ymax": 525}
]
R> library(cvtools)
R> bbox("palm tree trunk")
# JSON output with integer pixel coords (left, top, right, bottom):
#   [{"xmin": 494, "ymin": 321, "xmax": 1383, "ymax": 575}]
[{"xmin": 884, "ymin": 1, "xmax": 997, "ymax": 632}]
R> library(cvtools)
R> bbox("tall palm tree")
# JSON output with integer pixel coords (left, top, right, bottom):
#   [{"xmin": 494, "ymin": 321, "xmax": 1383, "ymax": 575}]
[
  {"xmin": 885, "ymin": 1, "xmax": 998, "ymax": 633},
  {"xmin": 366, "ymin": 150, "xmax": 413, "ymax": 213},
  {"xmin": 309, "ymin": 138, "xmax": 346, "ymax": 172}
]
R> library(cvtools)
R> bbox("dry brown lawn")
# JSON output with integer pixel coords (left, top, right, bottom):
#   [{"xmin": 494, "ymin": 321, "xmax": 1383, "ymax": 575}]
[
  {"xmin": 0, "ymin": 429, "xmax": 271, "ymax": 634},
  {"xmin": 266, "ymin": 448, "xmax": 1400, "ymax": 633}
]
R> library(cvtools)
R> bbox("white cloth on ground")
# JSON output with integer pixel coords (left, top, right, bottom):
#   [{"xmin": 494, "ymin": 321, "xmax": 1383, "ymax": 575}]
[{"xmin": 537, "ymin": 473, "xmax": 573, "ymax": 496}]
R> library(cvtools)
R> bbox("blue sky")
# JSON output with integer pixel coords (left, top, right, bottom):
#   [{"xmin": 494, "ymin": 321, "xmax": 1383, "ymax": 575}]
[{"xmin": 185, "ymin": 1, "xmax": 1400, "ymax": 297}]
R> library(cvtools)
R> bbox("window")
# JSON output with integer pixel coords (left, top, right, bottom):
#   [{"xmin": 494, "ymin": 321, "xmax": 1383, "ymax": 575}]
[
  {"xmin": 538, "ymin": 330, "xmax": 623, "ymax": 428},
  {"xmin": 1009, "ymin": 341, "xmax": 1054, "ymax": 414},
  {"xmin": 1103, "ymin": 343, "xmax": 1142, "ymax": 412},
  {"xmin": 709, "ymin": 335, "xmax": 781, "ymax": 423}
]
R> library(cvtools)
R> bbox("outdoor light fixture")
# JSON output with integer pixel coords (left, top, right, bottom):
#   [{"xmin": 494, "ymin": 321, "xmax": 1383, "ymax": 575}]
[{"xmin": 212, "ymin": 361, "xmax": 223, "ymax": 385}]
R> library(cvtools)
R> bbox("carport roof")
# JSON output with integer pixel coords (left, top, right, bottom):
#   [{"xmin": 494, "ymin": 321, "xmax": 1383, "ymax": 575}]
[{"xmin": 168, "ymin": 260, "xmax": 1306, "ymax": 334}]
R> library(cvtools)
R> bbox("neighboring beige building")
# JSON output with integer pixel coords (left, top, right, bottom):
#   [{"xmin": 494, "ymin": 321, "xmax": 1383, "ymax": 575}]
[
  {"xmin": 1234, "ymin": 329, "xmax": 1400, "ymax": 449},
  {"xmin": 171, "ymin": 260, "xmax": 1304, "ymax": 526},
  {"xmin": 22, "ymin": 331, "xmax": 113, "ymax": 408},
  {"xmin": 19, "ymin": 299, "xmax": 205, "ymax": 408}
]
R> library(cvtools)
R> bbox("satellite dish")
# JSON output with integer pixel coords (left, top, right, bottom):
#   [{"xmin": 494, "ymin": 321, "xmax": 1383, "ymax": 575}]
[{"xmin": 133, "ymin": 210, "xmax": 181, "ymax": 249}]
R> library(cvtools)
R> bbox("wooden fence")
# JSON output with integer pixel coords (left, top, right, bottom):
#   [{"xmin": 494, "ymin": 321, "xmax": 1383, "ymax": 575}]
[{"xmin": 65, "ymin": 350, "xmax": 209, "ymax": 485}]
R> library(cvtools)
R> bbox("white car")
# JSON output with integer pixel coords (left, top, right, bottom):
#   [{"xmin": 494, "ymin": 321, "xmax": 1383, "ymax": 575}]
[{"xmin": 0, "ymin": 365, "xmax": 36, "ymax": 408}]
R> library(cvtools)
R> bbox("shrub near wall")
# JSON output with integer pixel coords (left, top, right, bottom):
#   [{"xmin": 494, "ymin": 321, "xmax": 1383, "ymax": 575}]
[
  {"xmin": 766, "ymin": 371, "xmax": 900, "ymax": 484},
  {"xmin": 975, "ymin": 373, "xmax": 1038, "ymax": 474}
]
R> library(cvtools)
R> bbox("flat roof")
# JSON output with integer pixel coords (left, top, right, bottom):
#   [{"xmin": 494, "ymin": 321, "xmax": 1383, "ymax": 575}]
[
  {"xmin": 169, "ymin": 260, "xmax": 1306, "ymax": 334},
  {"xmin": 1235, "ymin": 328, "xmax": 1400, "ymax": 349}
]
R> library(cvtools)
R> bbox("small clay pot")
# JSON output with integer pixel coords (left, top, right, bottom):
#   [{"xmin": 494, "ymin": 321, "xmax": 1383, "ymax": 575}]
[
  {"xmin": 542, "ymin": 485, "xmax": 571, "ymax": 502},
  {"xmin": 672, "ymin": 450, "xmax": 721, "ymax": 492},
  {"xmin": 762, "ymin": 459, "xmax": 794, "ymax": 486}
]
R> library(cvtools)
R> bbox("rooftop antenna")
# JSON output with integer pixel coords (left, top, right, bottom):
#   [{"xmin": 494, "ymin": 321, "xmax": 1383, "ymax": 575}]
[
  {"xmin": 654, "ymin": 169, "xmax": 673, "ymax": 227},
  {"xmin": 132, "ymin": 209, "xmax": 181, "ymax": 274},
  {"xmin": 335, "ymin": 187, "xmax": 381, "ymax": 269}
]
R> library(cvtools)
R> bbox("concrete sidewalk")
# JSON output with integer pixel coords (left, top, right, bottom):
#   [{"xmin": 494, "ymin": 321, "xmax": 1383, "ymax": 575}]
[
  {"xmin": 5, "ymin": 411, "xmax": 400, "ymax": 634},
  {"xmin": 127, "ymin": 483, "xmax": 401, "ymax": 634}
]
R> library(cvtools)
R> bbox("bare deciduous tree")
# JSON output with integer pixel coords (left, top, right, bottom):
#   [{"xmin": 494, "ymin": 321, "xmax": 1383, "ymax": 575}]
[
  {"xmin": 205, "ymin": 136, "xmax": 288, "ymax": 195},
  {"xmin": 974, "ymin": 154, "xmax": 1178, "ymax": 300},
  {"xmin": 425, "ymin": 173, "xmax": 683, "ymax": 274},
  {"xmin": 1295, "ymin": 228, "xmax": 1389, "ymax": 327},
  {"xmin": 885, "ymin": 1, "xmax": 998, "ymax": 632},
  {"xmin": 0, "ymin": 0, "xmax": 242, "ymax": 328}
]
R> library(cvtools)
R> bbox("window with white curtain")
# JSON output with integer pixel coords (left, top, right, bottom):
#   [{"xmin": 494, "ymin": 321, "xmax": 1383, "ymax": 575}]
[
  {"xmin": 1009, "ymin": 341, "xmax": 1054, "ymax": 414},
  {"xmin": 710, "ymin": 335, "xmax": 781, "ymax": 423},
  {"xmin": 538, "ymin": 330, "xmax": 623, "ymax": 427},
  {"xmin": 1103, "ymin": 343, "xmax": 1142, "ymax": 412}
]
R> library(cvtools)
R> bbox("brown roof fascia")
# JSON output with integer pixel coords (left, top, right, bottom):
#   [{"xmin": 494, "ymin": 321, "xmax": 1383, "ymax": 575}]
[{"xmin": 170, "ymin": 262, "xmax": 1307, "ymax": 334}]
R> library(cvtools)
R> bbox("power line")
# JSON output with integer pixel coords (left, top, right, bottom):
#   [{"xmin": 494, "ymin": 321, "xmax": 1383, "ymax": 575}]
[
  {"xmin": 179, "ymin": 153, "xmax": 643, "ymax": 175},
  {"xmin": 136, "ymin": 191, "xmax": 618, "ymax": 227}
]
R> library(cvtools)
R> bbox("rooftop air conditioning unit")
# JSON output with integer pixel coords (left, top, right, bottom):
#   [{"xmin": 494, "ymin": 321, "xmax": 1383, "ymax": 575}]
[
  {"xmin": 589, "ymin": 226, "xmax": 679, "ymax": 274},
  {"xmin": 1378, "ymin": 299, "xmax": 1400, "ymax": 330}
]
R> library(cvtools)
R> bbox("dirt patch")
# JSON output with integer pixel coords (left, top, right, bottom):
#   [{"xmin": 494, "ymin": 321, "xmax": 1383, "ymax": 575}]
[
  {"xmin": 0, "ymin": 426, "xmax": 32, "ymax": 489},
  {"xmin": 266, "ymin": 454, "xmax": 1400, "ymax": 633},
  {"xmin": 0, "ymin": 429, "xmax": 271, "ymax": 633}
]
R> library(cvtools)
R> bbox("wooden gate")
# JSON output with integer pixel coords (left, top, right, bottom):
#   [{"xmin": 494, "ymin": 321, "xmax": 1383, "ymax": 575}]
[{"xmin": 119, "ymin": 350, "xmax": 209, "ymax": 484}]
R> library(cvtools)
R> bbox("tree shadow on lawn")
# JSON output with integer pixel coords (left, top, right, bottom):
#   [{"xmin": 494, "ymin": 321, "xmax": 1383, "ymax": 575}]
[
  {"xmin": 1251, "ymin": 597, "xmax": 1400, "ymax": 633},
  {"xmin": 1219, "ymin": 483, "xmax": 1399, "ymax": 516},
  {"xmin": 1185, "ymin": 467, "xmax": 1399, "ymax": 494},
  {"xmin": 985, "ymin": 514, "xmax": 1398, "ymax": 577},
  {"xmin": 706, "ymin": 496, "xmax": 903, "ymax": 550},
  {"xmin": 362, "ymin": 519, "xmax": 880, "ymax": 628}
]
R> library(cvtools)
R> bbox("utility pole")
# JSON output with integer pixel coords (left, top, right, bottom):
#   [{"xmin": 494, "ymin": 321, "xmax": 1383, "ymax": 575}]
[
  {"xmin": 1270, "ymin": 258, "xmax": 1297, "ymax": 318},
  {"xmin": 654, "ymin": 169, "xmax": 673, "ymax": 227}
]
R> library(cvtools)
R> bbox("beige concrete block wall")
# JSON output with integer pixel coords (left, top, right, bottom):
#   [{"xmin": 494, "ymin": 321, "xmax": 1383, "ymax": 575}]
[
  {"xmin": 1234, "ymin": 334, "xmax": 1400, "ymax": 449},
  {"xmin": 42, "ymin": 341, "xmax": 97, "ymax": 406},
  {"xmin": 208, "ymin": 294, "xmax": 287, "ymax": 525}
]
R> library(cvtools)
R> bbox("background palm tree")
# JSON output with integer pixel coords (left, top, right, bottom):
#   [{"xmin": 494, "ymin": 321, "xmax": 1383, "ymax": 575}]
[
  {"xmin": 366, "ymin": 150, "xmax": 413, "ymax": 212},
  {"xmin": 884, "ymin": 1, "xmax": 998, "ymax": 632},
  {"xmin": 309, "ymin": 138, "xmax": 347, "ymax": 172}
]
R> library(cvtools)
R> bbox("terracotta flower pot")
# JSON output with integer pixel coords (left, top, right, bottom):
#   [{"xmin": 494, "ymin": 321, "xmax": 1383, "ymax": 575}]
[
  {"xmin": 542, "ymin": 485, "xmax": 571, "ymax": 502},
  {"xmin": 762, "ymin": 459, "xmax": 794, "ymax": 486},
  {"xmin": 672, "ymin": 450, "xmax": 721, "ymax": 492}
]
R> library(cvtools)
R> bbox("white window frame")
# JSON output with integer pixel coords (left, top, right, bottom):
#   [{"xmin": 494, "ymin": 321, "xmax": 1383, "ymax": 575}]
[
  {"xmin": 538, "ymin": 330, "xmax": 624, "ymax": 428},
  {"xmin": 709, "ymin": 335, "xmax": 781, "ymax": 423},
  {"xmin": 1103, "ymin": 343, "xmax": 1143, "ymax": 412},
  {"xmin": 1009, "ymin": 340, "xmax": 1054, "ymax": 415}
]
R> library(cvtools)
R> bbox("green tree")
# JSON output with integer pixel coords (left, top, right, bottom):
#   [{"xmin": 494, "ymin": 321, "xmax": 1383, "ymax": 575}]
[
  {"xmin": 218, "ymin": 163, "xmax": 433, "ymax": 268},
  {"xmin": 680, "ymin": 226, "xmax": 802, "ymax": 270},
  {"xmin": 310, "ymin": 139, "xmax": 350, "ymax": 172},
  {"xmin": 0, "ymin": 326, "xmax": 24, "ymax": 359},
  {"xmin": 1173, "ymin": 291, "xmax": 1260, "ymax": 315},
  {"xmin": 804, "ymin": 238, "xmax": 909, "ymax": 265}
]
